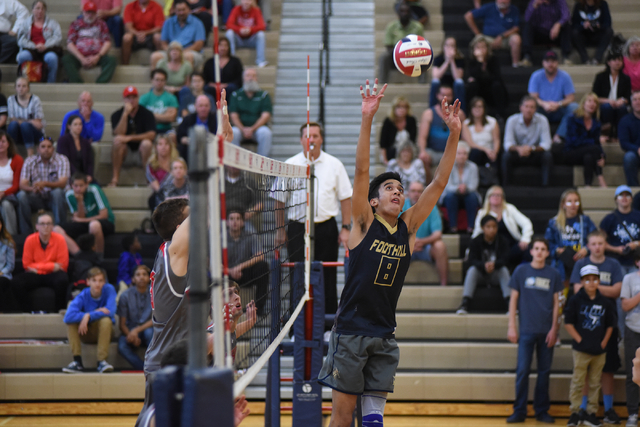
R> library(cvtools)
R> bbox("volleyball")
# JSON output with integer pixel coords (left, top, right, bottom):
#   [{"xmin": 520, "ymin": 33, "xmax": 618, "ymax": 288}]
[{"xmin": 393, "ymin": 34, "xmax": 434, "ymax": 77}]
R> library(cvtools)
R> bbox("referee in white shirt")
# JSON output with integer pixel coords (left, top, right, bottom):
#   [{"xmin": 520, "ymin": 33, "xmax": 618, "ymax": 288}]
[{"xmin": 273, "ymin": 122, "xmax": 353, "ymax": 315}]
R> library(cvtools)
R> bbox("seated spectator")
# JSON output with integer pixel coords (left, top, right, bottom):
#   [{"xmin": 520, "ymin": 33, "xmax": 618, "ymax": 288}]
[
  {"xmin": 117, "ymin": 233, "xmax": 142, "ymax": 288},
  {"xmin": 121, "ymin": 0, "xmax": 164, "ymax": 65},
  {"xmin": 229, "ymin": 68, "xmax": 272, "ymax": 157},
  {"xmin": 110, "ymin": 86, "xmax": 156, "ymax": 187},
  {"xmin": 593, "ymin": 51, "xmax": 631, "ymax": 141},
  {"xmin": 225, "ymin": 165, "xmax": 262, "ymax": 227},
  {"xmin": 17, "ymin": 138, "xmax": 69, "ymax": 233},
  {"xmin": 430, "ymin": 37, "xmax": 466, "ymax": 111},
  {"xmin": 386, "ymin": 139, "xmax": 425, "ymax": 187},
  {"xmin": 153, "ymin": 158, "xmax": 189, "ymax": 210},
  {"xmin": 139, "ymin": 69, "xmax": 179, "ymax": 143},
  {"xmin": 186, "ymin": 0, "xmax": 213, "ymax": 38},
  {"xmin": 472, "ymin": 185, "xmax": 534, "ymax": 269},
  {"xmin": 81, "ymin": 0, "xmax": 123, "ymax": 48},
  {"xmin": 378, "ymin": 2, "xmax": 424, "ymax": 83},
  {"xmin": 0, "ymin": 130, "xmax": 23, "ymax": 236},
  {"xmin": 456, "ymin": 214, "xmax": 510, "ymax": 314},
  {"xmin": 146, "ymin": 134, "xmax": 179, "ymax": 209},
  {"xmin": 66, "ymin": 233, "xmax": 102, "ymax": 303},
  {"xmin": 528, "ymin": 50, "xmax": 578, "ymax": 143},
  {"xmin": 0, "ymin": 214, "xmax": 17, "ymax": 313},
  {"xmin": 151, "ymin": 0, "xmax": 205, "ymax": 70},
  {"xmin": 503, "ymin": 95, "xmax": 553, "ymax": 186},
  {"xmin": 177, "ymin": 94, "xmax": 216, "ymax": 159},
  {"xmin": 54, "ymin": 172, "xmax": 115, "ymax": 257},
  {"xmin": 60, "ymin": 92, "xmax": 105, "ymax": 142},
  {"xmin": 62, "ymin": 267, "xmax": 115, "ymax": 373},
  {"xmin": 403, "ymin": 181, "xmax": 449, "ymax": 286},
  {"xmin": 620, "ymin": 91, "xmax": 640, "ymax": 186},
  {"xmin": 0, "ymin": 0, "xmax": 28, "ymax": 64},
  {"xmin": 379, "ymin": 96, "xmax": 417, "ymax": 165},
  {"xmin": 461, "ymin": 97, "xmax": 500, "ymax": 172},
  {"xmin": 624, "ymin": 37, "xmax": 640, "ymax": 92},
  {"xmin": 178, "ymin": 72, "xmax": 215, "ymax": 118},
  {"xmin": 203, "ymin": 36, "xmax": 244, "ymax": 97},
  {"xmin": 61, "ymin": 2, "xmax": 116, "ymax": 84},
  {"xmin": 571, "ymin": 0, "xmax": 613, "ymax": 65},
  {"xmin": 117, "ymin": 264, "xmax": 152, "ymax": 370},
  {"xmin": 395, "ymin": 0, "xmax": 429, "ymax": 26},
  {"xmin": 464, "ymin": 0, "xmax": 522, "ymax": 68},
  {"xmin": 563, "ymin": 92, "xmax": 607, "ymax": 187},
  {"xmin": 56, "ymin": 115, "xmax": 95, "ymax": 183},
  {"xmin": 11, "ymin": 211, "xmax": 68, "ymax": 312},
  {"xmin": 465, "ymin": 35, "xmax": 507, "ymax": 118},
  {"xmin": 440, "ymin": 142, "xmax": 481, "ymax": 233},
  {"xmin": 545, "ymin": 189, "xmax": 597, "ymax": 283},
  {"xmin": 7, "ymin": 77, "xmax": 44, "ymax": 157},
  {"xmin": 521, "ymin": 0, "xmax": 572, "ymax": 66},
  {"xmin": 156, "ymin": 41, "xmax": 192, "ymax": 97},
  {"xmin": 418, "ymin": 84, "xmax": 467, "ymax": 181},
  {"xmin": 225, "ymin": 0, "xmax": 267, "ymax": 67},
  {"xmin": 0, "ymin": 87, "xmax": 7, "ymax": 130},
  {"xmin": 15, "ymin": 0, "xmax": 62, "ymax": 83},
  {"xmin": 600, "ymin": 185, "xmax": 640, "ymax": 274}
]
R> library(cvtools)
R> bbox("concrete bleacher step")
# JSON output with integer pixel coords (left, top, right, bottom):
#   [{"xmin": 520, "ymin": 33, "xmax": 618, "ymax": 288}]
[
  {"xmin": 405, "ymin": 259, "xmax": 463, "ymax": 284},
  {"xmin": 579, "ymin": 186, "xmax": 640, "ymax": 209},
  {"xmin": 113, "ymin": 209, "xmax": 150, "ymax": 233},
  {"xmin": 583, "ymin": 209, "xmax": 611, "ymax": 226},
  {"xmin": 397, "ymin": 285, "xmax": 463, "ymax": 311},
  {"xmin": 375, "ymin": 14, "xmax": 443, "ymax": 31},
  {"xmin": 573, "ymin": 165, "xmax": 627, "ymax": 187},
  {"xmin": 102, "ymin": 186, "xmax": 152, "ymax": 210}
]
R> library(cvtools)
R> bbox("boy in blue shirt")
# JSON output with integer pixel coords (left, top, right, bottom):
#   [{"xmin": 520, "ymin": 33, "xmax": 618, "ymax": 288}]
[
  {"xmin": 117, "ymin": 233, "xmax": 143, "ymax": 288},
  {"xmin": 63, "ymin": 267, "xmax": 117, "ymax": 373}
]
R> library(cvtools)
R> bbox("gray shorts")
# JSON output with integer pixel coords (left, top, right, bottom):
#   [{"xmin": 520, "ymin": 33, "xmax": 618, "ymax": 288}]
[{"xmin": 318, "ymin": 332, "xmax": 399, "ymax": 395}]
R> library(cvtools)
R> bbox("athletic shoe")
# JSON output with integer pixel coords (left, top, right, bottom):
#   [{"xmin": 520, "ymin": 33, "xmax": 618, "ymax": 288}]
[
  {"xmin": 62, "ymin": 361, "xmax": 84, "ymax": 373},
  {"xmin": 506, "ymin": 413, "xmax": 526, "ymax": 423},
  {"xmin": 567, "ymin": 412, "xmax": 581, "ymax": 426},
  {"xmin": 536, "ymin": 412, "xmax": 555, "ymax": 423},
  {"xmin": 97, "ymin": 360, "xmax": 114, "ymax": 373},
  {"xmin": 581, "ymin": 411, "xmax": 602, "ymax": 427},
  {"xmin": 627, "ymin": 414, "xmax": 638, "ymax": 427},
  {"xmin": 456, "ymin": 297, "xmax": 470, "ymax": 315},
  {"xmin": 604, "ymin": 408, "xmax": 621, "ymax": 425}
]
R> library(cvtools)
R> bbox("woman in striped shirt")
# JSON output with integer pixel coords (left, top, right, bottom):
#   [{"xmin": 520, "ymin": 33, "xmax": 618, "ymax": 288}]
[{"xmin": 7, "ymin": 77, "xmax": 45, "ymax": 157}]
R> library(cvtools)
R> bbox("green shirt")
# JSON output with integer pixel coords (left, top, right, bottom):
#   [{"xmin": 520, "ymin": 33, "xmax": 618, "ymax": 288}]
[
  {"xmin": 383, "ymin": 20, "xmax": 424, "ymax": 47},
  {"xmin": 139, "ymin": 90, "xmax": 179, "ymax": 132},
  {"xmin": 228, "ymin": 89, "xmax": 272, "ymax": 127},
  {"xmin": 65, "ymin": 184, "xmax": 115, "ymax": 224},
  {"xmin": 157, "ymin": 59, "xmax": 193, "ymax": 87}
]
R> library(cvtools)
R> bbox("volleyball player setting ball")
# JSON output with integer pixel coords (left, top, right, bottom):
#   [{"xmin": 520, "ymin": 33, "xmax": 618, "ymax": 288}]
[{"xmin": 317, "ymin": 76, "xmax": 460, "ymax": 426}]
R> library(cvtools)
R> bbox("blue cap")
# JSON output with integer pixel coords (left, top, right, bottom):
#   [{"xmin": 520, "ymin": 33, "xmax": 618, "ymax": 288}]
[{"xmin": 615, "ymin": 185, "xmax": 633, "ymax": 198}]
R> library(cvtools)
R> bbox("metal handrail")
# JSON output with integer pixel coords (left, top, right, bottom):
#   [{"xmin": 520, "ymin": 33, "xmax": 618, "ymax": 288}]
[{"xmin": 318, "ymin": 0, "xmax": 331, "ymax": 130}]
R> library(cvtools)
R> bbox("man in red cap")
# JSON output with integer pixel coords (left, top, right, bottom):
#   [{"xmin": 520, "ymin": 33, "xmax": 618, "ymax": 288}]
[
  {"xmin": 80, "ymin": 0, "xmax": 123, "ymax": 48},
  {"xmin": 109, "ymin": 86, "xmax": 156, "ymax": 187},
  {"xmin": 61, "ymin": 1, "xmax": 117, "ymax": 83}
]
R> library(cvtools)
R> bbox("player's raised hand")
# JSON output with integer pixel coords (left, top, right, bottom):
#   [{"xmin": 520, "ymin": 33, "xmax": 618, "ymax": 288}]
[
  {"xmin": 360, "ymin": 78, "xmax": 387, "ymax": 119},
  {"xmin": 245, "ymin": 300, "xmax": 257, "ymax": 328},
  {"xmin": 441, "ymin": 98, "xmax": 462, "ymax": 133}
]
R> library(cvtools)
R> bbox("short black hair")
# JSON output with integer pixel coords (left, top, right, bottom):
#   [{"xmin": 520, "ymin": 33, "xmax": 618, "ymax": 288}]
[
  {"xmin": 77, "ymin": 233, "xmax": 95, "ymax": 252},
  {"xmin": 152, "ymin": 199, "xmax": 189, "ymax": 241},
  {"xmin": 299, "ymin": 122, "xmax": 324, "ymax": 139},
  {"xmin": 161, "ymin": 339, "xmax": 188, "ymax": 367},
  {"xmin": 438, "ymin": 83, "xmax": 453, "ymax": 92},
  {"xmin": 172, "ymin": 0, "xmax": 188, "ymax": 7},
  {"xmin": 480, "ymin": 214, "xmax": 497, "ymax": 228},
  {"xmin": 122, "ymin": 233, "xmax": 137, "ymax": 251},
  {"xmin": 150, "ymin": 68, "xmax": 168, "ymax": 80},
  {"xmin": 530, "ymin": 236, "xmax": 550, "ymax": 251},
  {"xmin": 71, "ymin": 171, "xmax": 88, "ymax": 183},
  {"xmin": 227, "ymin": 208, "xmax": 245, "ymax": 219},
  {"xmin": 368, "ymin": 172, "xmax": 402, "ymax": 213}
]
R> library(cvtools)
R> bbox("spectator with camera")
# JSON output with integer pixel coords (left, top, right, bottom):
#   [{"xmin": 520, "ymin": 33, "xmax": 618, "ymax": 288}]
[{"xmin": 600, "ymin": 185, "xmax": 640, "ymax": 275}]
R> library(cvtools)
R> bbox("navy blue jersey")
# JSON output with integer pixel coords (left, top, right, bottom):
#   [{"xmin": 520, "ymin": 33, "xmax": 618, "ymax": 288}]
[{"xmin": 334, "ymin": 214, "xmax": 412, "ymax": 339}]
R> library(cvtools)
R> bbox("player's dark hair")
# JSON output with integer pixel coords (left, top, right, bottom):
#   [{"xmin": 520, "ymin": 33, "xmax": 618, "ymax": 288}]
[
  {"xmin": 122, "ymin": 233, "xmax": 138, "ymax": 251},
  {"xmin": 71, "ymin": 171, "xmax": 88, "ymax": 183},
  {"xmin": 152, "ymin": 199, "xmax": 189, "ymax": 241},
  {"xmin": 77, "ymin": 233, "xmax": 95, "ymax": 252},
  {"xmin": 299, "ymin": 122, "xmax": 324, "ymax": 139},
  {"xmin": 480, "ymin": 214, "xmax": 497, "ymax": 228},
  {"xmin": 368, "ymin": 172, "xmax": 402, "ymax": 213},
  {"xmin": 529, "ymin": 236, "xmax": 550, "ymax": 251},
  {"xmin": 150, "ymin": 68, "xmax": 168, "ymax": 80},
  {"xmin": 161, "ymin": 339, "xmax": 188, "ymax": 367}
]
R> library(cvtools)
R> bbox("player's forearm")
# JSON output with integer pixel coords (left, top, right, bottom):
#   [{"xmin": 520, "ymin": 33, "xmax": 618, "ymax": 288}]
[
  {"xmin": 432, "ymin": 129, "xmax": 460, "ymax": 189},
  {"xmin": 355, "ymin": 115, "xmax": 374, "ymax": 174}
]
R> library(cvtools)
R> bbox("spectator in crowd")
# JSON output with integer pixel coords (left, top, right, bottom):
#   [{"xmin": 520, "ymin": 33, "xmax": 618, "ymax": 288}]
[
  {"xmin": 0, "ymin": 87, "xmax": 7, "ymax": 131},
  {"xmin": 121, "ymin": 0, "xmax": 164, "ymax": 65},
  {"xmin": 229, "ymin": 68, "xmax": 273, "ymax": 157},
  {"xmin": 152, "ymin": 0, "xmax": 205, "ymax": 70},
  {"xmin": 403, "ymin": 181, "xmax": 449, "ymax": 287},
  {"xmin": 81, "ymin": 0, "xmax": 123, "ymax": 48},
  {"xmin": 156, "ymin": 41, "xmax": 192, "ymax": 97},
  {"xmin": 593, "ymin": 51, "xmax": 631, "ymax": 142},
  {"xmin": 396, "ymin": 0, "xmax": 429, "ymax": 26},
  {"xmin": 506, "ymin": 237, "xmax": 562, "ymax": 424},
  {"xmin": 7, "ymin": 77, "xmax": 44, "ymax": 157},
  {"xmin": 418, "ymin": 84, "xmax": 467, "ymax": 182},
  {"xmin": 0, "ymin": 0, "xmax": 28, "ymax": 64},
  {"xmin": 569, "ymin": 230, "xmax": 623, "ymax": 426},
  {"xmin": 153, "ymin": 158, "xmax": 189, "ymax": 210},
  {"xmin": 0, "ymin": 130, "xmax": 23, "ymax": 236},
  {"xmin": 466, "ymin": 36, "xmax": 507, "ymax": 118},
  {"xmin": 177, "ymin": 94, "xmax": 217, "ymax": 159},
  {"xmin": 139, "ymin": 69, "xmax": 179, "ymax": 143},
  {"xmin": 62, "ymin": 2, "xmax": 116, "ymax": 84},
  {"xmin": 600, "ymin": 185, "xmax": 640, "ymax": 275},
  {"xmin": 178, "ymin": 72, "xmax": 215, "ymax": 118},
  {"xmin": 503, "ymin": 95, "xmax": 553, "ymax": 187},
  {"xmin": 184, "ymin": 0, "xmax": 213, "ymax": 38},
  {"xmin": 379, "ymin": 96, "xmax": 417, "ymax": 165},
  {"xmin": 528, "ymin": 50, "xmax": 578, "ymax": 143},
  {"xmin": 225, "ymin": 166, "xmax": 261, "ymax": 228},
  {"xmin": 117, "ymin": 264, "xmax": 152, "ymax": 370},
  {"xmin": 54, "ymin": 172, "xmax": 114, "ymax": 256},
  {"xmin": 430, "ymin": 37, "xmax": 466, "ymax": 111},
  {"xmin": 60, "ymin": 92, "xmax": 105, "ymax": 142},
  {"xmin": 56, "ymin": 115, "xmax": 95, "ymax": 183},
  {"xmin": 624, "ymin": 37, "xmax": 640, "ymax": 92},
  {"xmin": 0, "ymin": 215, "xmax": 17, "ymax": 312},
  {"xmin": 464, "ymin": 0, "xmax": 522, "ymax": 68},
  {"xmin": 12, "ymin": 211, "xmax": 68, "ymax": 312},
  {"xmin": 563, "ymin": 93, "xmax": 607, "ymax": 187},
  {"xmin": 117, "ymin": 233, "xmax": 142, "ymax": 288},
  {"xmin": 622, "ymin": 258, "xmax": 640, "ymax": 427},
  {"xmin": 15, "ymin": 0, "xmax": 62, "ymax": 84},
  {"xmin": 379, "ymin": 2, "xmax": 424, "ymax": 83},
  {"xmin": 203, "ymin": 36, "xmax": 243, "ymax": 97},
  {"xmin": 521, "ymin": 0, "xmax": 572, "ymax": 67},
  {"xmin": 110, "ymin": 85, "xmax": 156, "ymax": 187},
  {"xmin": 17, "ymin": 137, "xmax": 69, "ymax": 232},
  {"xmin": 461, "ymin": 97, "xmax": 500, "ymax": 172},
  {"xmin": 545, "ymin": 189, "xmax": 597, "ymax": 283},
  {"xmin": 564, "ymin": 264, "xmax": 615, "ymax": 427},
  {"xmin": 571, "ymin": 0, "xmax": 613, "ymax": 65},
  {"xmin": 621, "ymin": 91, "xmax": 640, "ymax": 186},
  {"xmin": 456, "ymin": 214, "xmax": 510, "ymax": 314},
  {"xmin": 66, "ymin": 233, "xmax": 102, "ymax": 303},
  {"xmin": 440, "ymin": 142, "xmax": 480, "ymax": 233},
  {"xmin": 386, "ymin": 139, "xmax": 425, "ymax": 187},
  {"xmin": 472, "ymin": 185, "xmax": 534, "ymax": 269},
  {"xmin": 225, "ymin": 0, "xmax": 267, "ymax": 68},
  {"xmin": 146, "ymin": 134, "xmax": 179, "ymax": 210},
  {"xmin": 62, "ymin": 267, "xmax": 116, "ymax": 373}
]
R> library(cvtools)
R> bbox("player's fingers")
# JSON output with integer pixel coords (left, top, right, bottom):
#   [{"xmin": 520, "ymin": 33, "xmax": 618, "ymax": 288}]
[
  {"xmin": 359, "ymin": 86, "xmax": 365, "ymax": 98},
  {"xmin": 365, "ymin": 80, "xmax": 371, "ymax": 97},
  {"xmin": 377, "ymin": 83, "xmax": 388, "ymax": 97}
]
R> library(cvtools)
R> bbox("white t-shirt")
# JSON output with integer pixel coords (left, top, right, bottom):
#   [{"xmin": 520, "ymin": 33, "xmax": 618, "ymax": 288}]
[
  {"xmin": 0, "ymin": 158, "xmax": 14, "ymax": 192},
  {"xmin": 621, "ymin": 272, "xmax": 640, "ymax": 333},
  {"xmin": 464, "ymin": 116, "xmax": 497, "ymax": 151}
]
